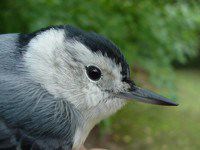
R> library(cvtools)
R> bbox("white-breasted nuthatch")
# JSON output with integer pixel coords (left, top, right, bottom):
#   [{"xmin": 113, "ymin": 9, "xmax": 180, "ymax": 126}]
[{"xmin": 0, "ymin": 25, "xmax": 178, "ymax": 150}]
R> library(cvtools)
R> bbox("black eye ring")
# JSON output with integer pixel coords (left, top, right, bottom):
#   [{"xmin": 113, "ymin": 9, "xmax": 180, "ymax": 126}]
[{"xmin": 86, "ymin": 65, "xmax": 102, "ymax": 81}]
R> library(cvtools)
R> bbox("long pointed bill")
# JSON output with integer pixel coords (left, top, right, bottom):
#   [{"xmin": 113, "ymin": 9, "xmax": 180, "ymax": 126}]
[{"xmin": 117, "ymin": 86, "xmax": 178, "ymax": 106}]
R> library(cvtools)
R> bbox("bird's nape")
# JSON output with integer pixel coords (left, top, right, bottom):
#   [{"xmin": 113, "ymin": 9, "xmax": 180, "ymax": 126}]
[{"xmin": 116, "ymin": 84, "xmax": 178, "ymax": 106}]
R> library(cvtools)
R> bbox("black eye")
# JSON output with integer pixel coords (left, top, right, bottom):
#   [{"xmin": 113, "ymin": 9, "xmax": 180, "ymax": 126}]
[{"xmin": 86, "ymin": 65, "xmax": 102, "ymax": 81}]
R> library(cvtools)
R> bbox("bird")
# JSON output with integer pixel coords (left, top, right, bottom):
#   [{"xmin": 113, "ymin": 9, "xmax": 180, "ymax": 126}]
[{"xmin": 0, "ymin": 25, "xmax": 178, "ymax": 150}]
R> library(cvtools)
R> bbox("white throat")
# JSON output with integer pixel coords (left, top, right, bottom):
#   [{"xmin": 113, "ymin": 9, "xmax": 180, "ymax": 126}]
[{"xmin": 72, "ymin": 98, "xmax": 125, "ymax": 149}]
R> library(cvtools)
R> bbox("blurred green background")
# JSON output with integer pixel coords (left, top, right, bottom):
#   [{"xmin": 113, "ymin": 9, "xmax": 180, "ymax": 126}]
[{"xmin": 0, "ymin": 0, "xmax": 199, "ymax": 149}]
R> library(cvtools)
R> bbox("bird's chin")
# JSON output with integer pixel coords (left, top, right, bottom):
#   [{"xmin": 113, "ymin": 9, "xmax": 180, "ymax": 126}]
[{"xmin": 103, "ymin": 97, "xmax": 126, "ymax": 115}]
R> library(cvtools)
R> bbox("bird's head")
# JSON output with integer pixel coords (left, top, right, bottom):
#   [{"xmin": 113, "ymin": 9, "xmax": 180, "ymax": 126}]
[{"xmin": 23, "ymin": 25, "xmax": 177, "ymax": 122}]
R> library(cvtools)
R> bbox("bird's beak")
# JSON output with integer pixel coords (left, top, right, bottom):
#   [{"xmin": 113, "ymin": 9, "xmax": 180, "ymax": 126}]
[{"xmin": 116, "ymin": 84, "xmax": 178, "ymax": 106}]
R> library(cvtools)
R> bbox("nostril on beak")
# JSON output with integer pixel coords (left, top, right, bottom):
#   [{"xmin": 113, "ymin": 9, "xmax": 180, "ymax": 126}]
[{"xmin": 122, "ymin": 78, "xmax": 136, "ymax": 91}]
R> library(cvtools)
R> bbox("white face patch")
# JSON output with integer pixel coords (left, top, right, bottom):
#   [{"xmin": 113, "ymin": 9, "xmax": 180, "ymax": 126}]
[
  {"xmin": 24, "ymin": 28, "xmax": 129, "ymax": 149},
  {"xmin": 24, "ymin": 29, "xmax": 67, "ymax": 96}
]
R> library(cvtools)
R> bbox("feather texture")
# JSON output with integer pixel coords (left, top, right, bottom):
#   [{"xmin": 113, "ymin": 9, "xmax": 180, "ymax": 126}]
[
  {"xmin": 0, "ymin": 25, "xmax": 129, "ymax": 149},
  {"xmin": 0, "ymin": 34, "xmax": 80, "ymax": 150}
]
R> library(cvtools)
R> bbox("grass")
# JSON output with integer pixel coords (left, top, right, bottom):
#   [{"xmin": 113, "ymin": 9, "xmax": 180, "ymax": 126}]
[{"xmin": 86, "ymin": 70, "xmax": 200, "ymax": 150}]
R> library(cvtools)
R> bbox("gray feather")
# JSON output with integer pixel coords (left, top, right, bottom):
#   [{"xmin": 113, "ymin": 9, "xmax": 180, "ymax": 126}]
[{"xmin": 0, "ymin": 34, "xmax": 80, "ymax": 150}]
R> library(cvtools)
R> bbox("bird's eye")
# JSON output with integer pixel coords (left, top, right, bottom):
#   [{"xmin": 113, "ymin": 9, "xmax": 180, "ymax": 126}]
[{"xmin": 86, "ymin": 65, "xmax": 102, "ymax": 81}]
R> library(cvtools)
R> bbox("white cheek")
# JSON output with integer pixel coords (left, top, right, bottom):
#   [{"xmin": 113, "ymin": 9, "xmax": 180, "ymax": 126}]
[{"xmin": 83, "ymin": 82, "xmax": 103, "ymax": 108}]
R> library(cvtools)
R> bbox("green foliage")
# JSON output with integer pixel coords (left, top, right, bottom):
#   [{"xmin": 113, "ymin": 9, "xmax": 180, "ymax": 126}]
[{"xmin": 0, "ymin": 1, "xmax": 199, "ymax": 85}]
